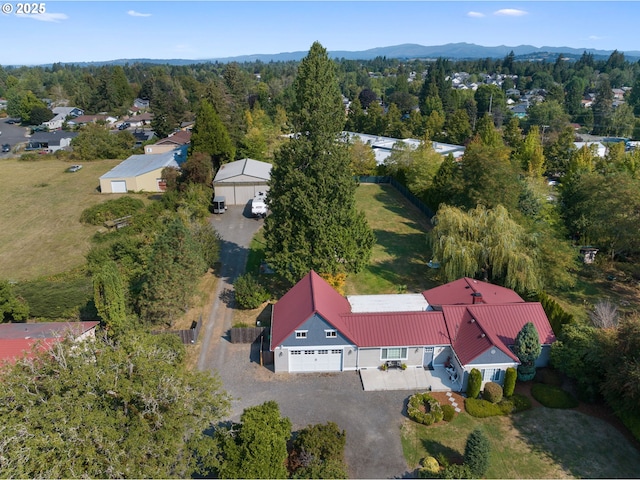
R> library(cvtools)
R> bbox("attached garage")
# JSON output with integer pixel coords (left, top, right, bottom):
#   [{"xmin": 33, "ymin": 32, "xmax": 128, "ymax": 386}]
[
  {"xmin": 99, "ymin": 151, "xmax": 182, "ymax": 194},
  {"xmin": 289, "ymin": 348, "xmax": 343, "ymax": 372},
  {"xmin": 213, "ymin": 158, "xmax": 272, "ymax": 205}
]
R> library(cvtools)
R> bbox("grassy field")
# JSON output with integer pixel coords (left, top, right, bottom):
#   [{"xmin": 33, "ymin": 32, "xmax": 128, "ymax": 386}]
[
  {"xmin": 401, "ymin": 407, "xmax": 640, "ymax": 478},
  {"xmin": 0, "ymin": 157, "xmax": 127, "ymax": 281},
  {"xmin": 347, "ymin": 183, "xmax": 439, "ymax": 295}
]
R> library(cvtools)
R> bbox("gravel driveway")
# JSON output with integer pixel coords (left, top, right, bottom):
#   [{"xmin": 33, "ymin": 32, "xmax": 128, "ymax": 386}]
[{"xmin": 198, "ymin": 206, "xmax": 413, "ymax": 479}]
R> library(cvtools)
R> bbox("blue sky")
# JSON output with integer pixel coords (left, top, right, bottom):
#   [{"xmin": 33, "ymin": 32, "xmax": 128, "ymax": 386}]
[{"xmin": 1, "ymin": 1, "xmax": 639, "ymax": 65}]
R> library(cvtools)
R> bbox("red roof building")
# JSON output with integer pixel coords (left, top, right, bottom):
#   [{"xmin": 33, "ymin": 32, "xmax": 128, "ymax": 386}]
[{"xmin": 271, "ymin": 271, "xmax": 556, "ymax": 389}]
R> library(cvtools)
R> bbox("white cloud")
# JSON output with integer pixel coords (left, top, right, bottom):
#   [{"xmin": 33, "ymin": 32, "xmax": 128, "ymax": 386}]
[
  {"xmin": 467, "ymin": 11, "xmax": 485, "ymax": 18},
  {"xmin": 128, "ymin": 10, "xmax": 152, "ymax": 17},
  {"xmin": 589, "ymin": 35, "xmax": 604, "ymax": 41},
  {"xmin": 20, "ymin": 12, "xmax": 68, "ymax": 22},
  {"xmin": 494, "ymin": 9, "xmax": 528, "ymax": 17}
]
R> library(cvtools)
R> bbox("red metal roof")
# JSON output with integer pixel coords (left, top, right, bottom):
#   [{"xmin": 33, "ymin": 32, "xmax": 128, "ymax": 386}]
[
  {"xmin": 0, "ymin": 338, "xmax": 61, "ymax": 364},
  {"xmin": 422, "ymin": 277, "xmax": 524, "ymax": 306},
  {"xmin": 270, "ymin": 271, "xmax": 353, "ymax": 349},
  {"xmin": 342, "ymin": 311, "xmax": 449, "ymax": 347}
]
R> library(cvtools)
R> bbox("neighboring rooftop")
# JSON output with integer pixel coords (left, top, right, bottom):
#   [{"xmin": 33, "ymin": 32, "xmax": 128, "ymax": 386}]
[{"xmin": 100, "ymin": 151, "xmax": 180, "ymax": 179}]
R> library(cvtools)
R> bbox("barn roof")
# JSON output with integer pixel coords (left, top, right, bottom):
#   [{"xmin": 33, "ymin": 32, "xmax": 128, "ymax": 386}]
[
  {"xmin": 213, "ymin": 158, "xmax": 272, "ymax": 183},
  {"xmin": 100, "ymin": 151, "xmax": 179, "ymax": 179}
]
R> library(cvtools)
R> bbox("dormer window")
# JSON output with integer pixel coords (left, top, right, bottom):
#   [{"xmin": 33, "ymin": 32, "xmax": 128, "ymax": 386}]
[
  {"xmin": 295, "ymin": 330, "xmax": 307, "ymax": 339},
  {"xmin": 325, "ymin": 330, "xmax": 337, "ymax": 338}
]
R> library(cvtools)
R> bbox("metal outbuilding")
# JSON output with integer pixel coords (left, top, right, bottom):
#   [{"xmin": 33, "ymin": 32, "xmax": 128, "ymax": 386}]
[{"xmin": 212, "ymin": 158, "xmax": 272, "ymax": 205}]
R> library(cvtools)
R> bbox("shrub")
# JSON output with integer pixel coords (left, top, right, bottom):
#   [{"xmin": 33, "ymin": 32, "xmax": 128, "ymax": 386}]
[
  {"xmin": 441, "ymin": 463, "xmax": 472, "ymax": 479},
  {"xmin": 418, "ymin": 456, "xmax": 440, "ymax": 477},
  {"xmin": 464, "ymin": 428, "xmax": 490, "ymax": 478},
  {"xmin": 483, "ymin": 381, "xmax": 503, "ymax": 403},
  {"xmin": 441, "ymin": 404, "xmax": 456, "ymax": 422},
  {"xmin": 504, "ymin": 367, "xmax": 517, "ymax": 397},
  {"xmin": 465, "ymin": 398, "xmax": 513, "ymax": 418},
  {"xmin": 534, "ymin": 367, "xmax": 563, "ymax": 387},
  {"xmin": 467, "ymin": 368, "xmax": 482, "ymax": 399},
  {"xmin": 510, "ymin": 393, "xmax": 533, "ymax": 412},
  {"xmin": 80, "ymin": 196, "xmax": 145, "ymax": 225},
  {"xmin": 407, "ymin": 392, "xmax": 444, "ymax": 425},
  {"xmin": 234, "ymin": 274, "xmax": 270, "ymax": 309},
  {"xmin": 531, "ymin": 383, "xmax": 579, "ymax": 408}
]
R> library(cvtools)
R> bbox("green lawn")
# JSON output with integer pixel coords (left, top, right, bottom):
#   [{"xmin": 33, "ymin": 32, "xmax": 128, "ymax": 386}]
[
  {"xmin": 402, "ymin": 408, "xmax": 640, "ymax": 478},
  {"xmin": 345, "ymin": 183, "xmax": 439, "ymax": 295},
  {"xmin": 0, "ymin": 157, "xmax": 127, "ymax": 281}
]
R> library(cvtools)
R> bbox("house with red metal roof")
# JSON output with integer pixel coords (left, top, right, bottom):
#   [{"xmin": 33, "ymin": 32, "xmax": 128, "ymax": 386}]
[
  {"xmin": 0, "ymin": 321, "xmax": 100, "ymax": 365},
  {"xmin": 270, "ymin": 271, "xmax": 555, "ymax": 392}
]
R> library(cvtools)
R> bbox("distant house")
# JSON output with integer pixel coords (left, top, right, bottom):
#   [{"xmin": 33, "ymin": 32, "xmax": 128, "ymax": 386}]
[
  {"xmin": 509, "ymin": 104, "xmax": 528, "ymax": 119},
  {"xmin": 145, "ymin": 130, "xmax": 191, "ymax": 155},
  {"xmin": 133, "ymin": 98, "xmax": 150, "ymax": 109},
  {"xmin": 574, "ymin": 141, "xmax": 607, "ymax": 158},
  {"xmin": 67, "ymin": 114, "xmax": 117, "ymax": 127},
  {"xmin": 43, "ymin": 106, "xmax": 84, "ymax": 130},
  {"xmin": 270, "ymin": 272, "xmax": 555, "ymax": 392},
  {"xmin": 132, "ymin": 129, "xmax": 156, "ymax": 147},
  {"xmin": 28, "ymin": 131, "xmax": 79, "ymax": 152},
  {"xmin": 344, "ymin": 132, "xmax": 465, "ymax": 165},
  {"xmin": 128, "ymin": 112, "xmax": 153, "ymax": 128},
  {"xmin": 0, "ymin": 321, "xmax": 99, "ymax": 365},
  {"xmin": 99, "ymin": 150, "xmax": 183, "ymax": 193},
  {"xmin": 212, "ymin": 158, "xmax": 272, "ymax": 205}
]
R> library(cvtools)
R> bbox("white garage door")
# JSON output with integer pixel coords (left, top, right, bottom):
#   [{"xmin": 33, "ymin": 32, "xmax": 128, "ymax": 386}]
[
  {"xmin": 111, "ymin": 180, "xmax": 127, "ymax": 193},
  {"xmin": 289, "ymin": 349, "xmax": 342, "ymax": 372}
]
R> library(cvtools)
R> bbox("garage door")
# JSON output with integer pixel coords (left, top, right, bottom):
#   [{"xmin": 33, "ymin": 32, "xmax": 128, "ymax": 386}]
[
  {"xmin": 111, "ymin": 180, "xmax": 127, "ymax": 193},
  {"xmin": 289, "ymin": 349, "xmax": 342, "ymax": 372}
]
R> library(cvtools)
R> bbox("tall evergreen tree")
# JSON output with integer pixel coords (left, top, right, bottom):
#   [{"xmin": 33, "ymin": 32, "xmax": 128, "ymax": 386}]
[
  {"xmin": 189, "ymin": 99, "xmax": 235, "ymax": 171},
  {"xmin": 514, "ymin": 321, "xmax": 542, "ymax": 380},
  {"xmin": 464, "ymin": 428, "xmax": 490, "ymax": 478},
  {"xmin": 264, "ymin": 42, "xmax": 374, "ymax": 284}
]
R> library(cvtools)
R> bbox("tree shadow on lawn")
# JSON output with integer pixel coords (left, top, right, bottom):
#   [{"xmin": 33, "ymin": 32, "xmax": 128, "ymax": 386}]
[
  {"xmin": 365, "ymin": 257, "xmax": 439, "ymax": 293},
  {"xmin": 372, "ymin": 229, "xmax": 431, "ymax": 261},
  {"xmin": 371, "ymin": 188, "xmax": 433, "ymax": 229},
  {"xmin": 510, "ymin": 407, "xmax": 640, "ymax": 479}
]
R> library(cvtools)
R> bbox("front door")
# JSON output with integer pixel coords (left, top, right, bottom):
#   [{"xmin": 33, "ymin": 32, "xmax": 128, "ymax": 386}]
[{"xmin": 423, "ymin": 347, "xmax": 434, "ymax": 369}]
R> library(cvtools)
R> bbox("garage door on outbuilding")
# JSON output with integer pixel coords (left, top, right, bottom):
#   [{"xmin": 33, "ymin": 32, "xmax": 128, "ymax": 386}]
[
  {"xmin": 213, "ymin": 158, "xmax": 272, "ymax": 205},
  {"xmin": 289, "ymin": 348, "xmax": 343, "ymax": 372},
  {"xmin": 110, "ymin": 181, "xmax": 127, "ymax": 193}
]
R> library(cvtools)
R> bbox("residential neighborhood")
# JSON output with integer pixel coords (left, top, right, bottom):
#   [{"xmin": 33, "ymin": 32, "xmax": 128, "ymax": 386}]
[{"xmin": 2, "ymin": 30, "xmax": 640, "ymax": 479}]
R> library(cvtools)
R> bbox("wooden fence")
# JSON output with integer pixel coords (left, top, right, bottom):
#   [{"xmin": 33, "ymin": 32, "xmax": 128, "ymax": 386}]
[
  {"xmin": 152, "ymin": 317, "xmax": 202, "ymax": 344},
  {"xmin": 229, "ymin": 326, "xmax": 267, "ymax": 344}
]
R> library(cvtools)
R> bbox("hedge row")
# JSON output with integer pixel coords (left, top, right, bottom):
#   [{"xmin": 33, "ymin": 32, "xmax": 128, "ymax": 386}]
[{"xmin": 465, "ymin": 394, "xmax": 532, "ymax": 418}]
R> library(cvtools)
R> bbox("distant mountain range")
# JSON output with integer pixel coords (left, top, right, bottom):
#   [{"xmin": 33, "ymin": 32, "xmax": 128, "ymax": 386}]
[{"xmin": 46, "ymin": 42, "xmax": 640, "ymax": 67}]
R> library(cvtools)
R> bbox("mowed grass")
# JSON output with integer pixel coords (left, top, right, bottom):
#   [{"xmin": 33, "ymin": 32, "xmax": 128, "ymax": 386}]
[
  {"xmin": 401, "ymin": 408, "xmax": 640, "ymax": 478},
  {"xmin": 0, "ymin": 158, "xmax": 125, "ymax": 281},
  {"xmin": 346, "ymin": 183, "xmax": 439, "ymax": 295}
]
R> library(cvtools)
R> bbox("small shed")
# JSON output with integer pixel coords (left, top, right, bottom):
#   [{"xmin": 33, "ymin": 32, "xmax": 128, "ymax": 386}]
[
  {"xmin": 212, "ymin": 158, "xmax": 272, "ymax": 205},
  {"xmin": 580, "ymin": 246, "xmax": 599, "ymax": 264},
  {"xmin": 99, "ymin": 151, "xmax": 182, "ymax": 193}
]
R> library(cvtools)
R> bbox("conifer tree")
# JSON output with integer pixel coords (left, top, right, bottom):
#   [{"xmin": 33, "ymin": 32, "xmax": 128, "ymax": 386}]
[
  {"xmin": 189, "ymin": 99, "xmax": 235, "ymax": 171},
  {"xmin": 264, "ymin": 42, "xmax": 374, "ymax": 284},
  {"xmin": 93, "ymin": 260, "xmax": 127, "ymax": 336},
  {"xmin": 464, "ymin": 428, "xmax": 490, "ymax": 478}
]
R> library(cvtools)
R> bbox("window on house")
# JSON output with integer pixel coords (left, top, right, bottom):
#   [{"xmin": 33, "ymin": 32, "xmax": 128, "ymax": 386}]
[
  {"xmin": 325, "ymin": 330, "xmax": 337, "ymax": 338},
  {"xmin": 482, "ymin": 368, "xmax": 501, "ymax": 382},
  {"xmin": 318, "ymin": 350, "xmax": 328, "ymax": 354},
  {"xmin": 381, "ymin": 347, "xmax": 408, "ymax": 360},
  {"xmin": 295, "ymin": 330, "xmax": 307, "ymax": 339},
  {"xmin": 291, "ymin": 350, "xmax": 301, "ymax": 355}
]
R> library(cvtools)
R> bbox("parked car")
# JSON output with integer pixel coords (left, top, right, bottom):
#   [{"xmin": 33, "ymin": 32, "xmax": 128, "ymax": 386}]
[
  {"xmin": 118, "ymin": 122, "xmax": 130, "ymax": 130},
  {"xmin": 1, "ymin": 144, "xmax": 10, "ymax": 153},
  {"xmin": 251, "ymin": 191, "xmax": 268, "ymax": 218},
  {"xmin": 68, "ymin": 164, "xmax": 82, "ymax": 172}
]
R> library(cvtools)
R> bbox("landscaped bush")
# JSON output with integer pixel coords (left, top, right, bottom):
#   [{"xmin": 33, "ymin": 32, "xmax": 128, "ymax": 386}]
[
  {"xmin": 483, "ymin": 382, "xmax": 503, "ymax": 403},
  {"xmin": 467, "ymin": 368, "xmax": 482, "ymax": 399},
  {"xmin": 441, "ymin": 404, "xmax": 456, "ymax": 422},
  {"xmin": 234, "ymin": 273, "xmax": 270, "ymax": 309},
  {"xmin": 407, "ymin": 392, "xmax": 444, "ymax": 425},
  {"xmin": 418, "ymin": 456, "xmax": 440, "ymax": 478},
  {"xmin": 464, "ymin": 398, "xmax": 514, "ymax": 418},
  {"xmin": 510, "ymin": 393, "xmax": 533, "ymax": 412},
  {"xmin": 441, "ymin": 463, "xmax": 472, "ymax": 479},
  {"xmin": 80, "ymin": 196, "xmax": 145, "ymax": 225},
  {"xmin": 531, "ymin": 383, "xmax": 579, "ymax": 408},
  {"xmin": 464, "ymin": 428, "xmax": 490, "ymax": 478},
  {"xmin": 534, "ymin": 367, "xmax": 563, "ymax": 387},
  {"xmin": 504, "ymin": 367, "xmax": 517, "ymax": 397}
]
